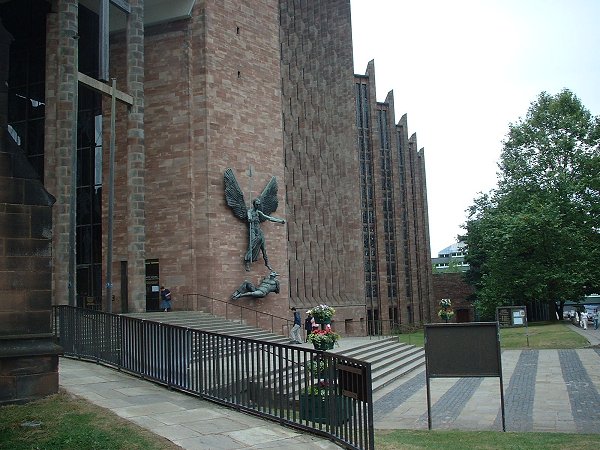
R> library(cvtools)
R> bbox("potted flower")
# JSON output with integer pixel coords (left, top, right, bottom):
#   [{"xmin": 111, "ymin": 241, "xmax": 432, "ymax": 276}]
[
  {"xmin": 299, "ymin": 357, "xmax": 351, "ymax": 424},
  {"xmin": 307, "ymin": 329, "xmax": 340, "ymax": 350},
  {"xmin": 307, "ymin": 304, "xmax": 335, "ymax": 324},
  {"xmin": 438, "ymin": 298, "xmax": 454, "ymax": 323}
]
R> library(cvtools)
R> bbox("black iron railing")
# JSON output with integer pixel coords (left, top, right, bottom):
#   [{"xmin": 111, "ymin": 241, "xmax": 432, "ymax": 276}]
[
  {"xmin": 368, "ymin": 319, "xmax": 423, "ymax": 340},
  {"xmin": 53, "ymin": 305, "xmax": 374, "ymax": 450}
]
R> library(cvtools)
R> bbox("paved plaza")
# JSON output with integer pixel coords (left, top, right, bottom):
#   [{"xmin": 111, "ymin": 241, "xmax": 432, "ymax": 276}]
[
  {"xmin": 58, "ymin": 324, "xmax": 600, "ymax": 449},
  {"xmin": 374, "ymin": 347, "xmax": 600, "ymax": 432},
  {"xmin": 374, "ymin": 324, "xmax": 600, "ymax": 432}
]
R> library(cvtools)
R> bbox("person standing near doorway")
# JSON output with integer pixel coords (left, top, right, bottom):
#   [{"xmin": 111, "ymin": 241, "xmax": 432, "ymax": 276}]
[
  {"xmin": 160, "ymin": 286, "xmax": 172, "ymax": 312},
  {"xmin": 290, "ymin": 307, "xmax": 302, "ymax": 344}
]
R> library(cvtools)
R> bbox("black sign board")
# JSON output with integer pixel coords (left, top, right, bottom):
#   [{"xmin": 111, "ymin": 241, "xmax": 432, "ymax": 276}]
[
  {"xmin": 338, "ymin": 363, "xmax": 368, "ymax": 401},
  {"xmin": 424, "ymin": 322, "xmax": 505, "ymax": 431},
  {"xmin": 425, "ymin": 322, "xmax": 501, "ymax": 377}
]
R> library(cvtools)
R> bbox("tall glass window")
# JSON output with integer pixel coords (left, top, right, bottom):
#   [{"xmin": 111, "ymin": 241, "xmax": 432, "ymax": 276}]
[
  {"xmin": 1, "ymin": 0, "xmax": 50, "ymax": 181},
  {"xmin": 76, "ymin": 5, "xmax": 103, "ymax": 307}
]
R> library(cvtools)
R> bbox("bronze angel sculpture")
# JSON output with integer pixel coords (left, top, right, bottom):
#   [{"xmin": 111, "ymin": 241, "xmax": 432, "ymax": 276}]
[{"xmin": 224, "ymin": 168, "xmax": 286, "ymax": 271}]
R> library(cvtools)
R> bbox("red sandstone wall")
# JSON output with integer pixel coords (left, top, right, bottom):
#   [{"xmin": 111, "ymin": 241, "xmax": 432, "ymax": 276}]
[
  {"xmin": 198, "ymin": 0, "xmax": 287, "ymax": 317},
  {"xmin": 280, "ymin": 0, "xmax": 366, "ymax": 333},
  {"xmin": 109, "ymin": 1, "xmax": 288, "ymax": 317}
]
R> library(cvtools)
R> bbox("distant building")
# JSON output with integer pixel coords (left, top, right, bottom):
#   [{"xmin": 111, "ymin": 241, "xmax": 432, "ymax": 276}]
[
  {"xmin": 432, "ymin": 241, "xmax": 469, "ymax": 273},
  {"xmin": 431, "ymin": 242, "xmax": 473, "ymax": 322}
]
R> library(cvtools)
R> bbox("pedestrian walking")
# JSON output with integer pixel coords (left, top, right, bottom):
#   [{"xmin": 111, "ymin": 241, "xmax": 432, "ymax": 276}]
[
  {"xmin": 594, "ymin": 309, "xmax": 599, "ymax": 330},
  {"xmin": 160, "ymin": 286, "xmax": 172, "ymax": 312},
  {"xmin": 580, "ymin": 310, "xmax": 588, "ymax": 330},
  {"xmin": 290, "ymin": 307, "xmax": 302, "ymax": 344}
]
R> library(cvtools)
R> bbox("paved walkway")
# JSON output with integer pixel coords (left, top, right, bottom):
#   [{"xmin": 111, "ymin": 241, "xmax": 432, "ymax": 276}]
[
  {"xmin": 59, "ymin": 326, "xmax": 600, "ymax": 449},
  {"xmin": 59, "ymin": 358, "xmax": 341, "ymax": 449},
  {"xmin": 569, "ymin": 319, "xmax": 600, "ymax": 346},
  {"xmin": 373, "ymin": 323, "xmax": 600, "ymax": 432}
]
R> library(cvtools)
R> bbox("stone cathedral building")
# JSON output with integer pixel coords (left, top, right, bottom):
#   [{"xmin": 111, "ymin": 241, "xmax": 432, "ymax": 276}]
[{"xmin": 0, "ymin": 0, "xmax": 433, "ymax": 371}]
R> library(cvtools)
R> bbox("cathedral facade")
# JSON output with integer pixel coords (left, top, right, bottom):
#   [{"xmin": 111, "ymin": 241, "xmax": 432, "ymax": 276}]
[{"xmin": 1, "ymin": 0, "xmax": 433, "ymax": 339}]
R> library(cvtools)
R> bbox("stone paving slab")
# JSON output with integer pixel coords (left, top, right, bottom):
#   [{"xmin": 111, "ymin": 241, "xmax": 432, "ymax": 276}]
[
  {"xmin": 374, "ymin": 349, "xmax": 600, "ymax": 433},
  {"xmin": 59, "ymin": 358, "xmax": 342, "ymax": 450}
]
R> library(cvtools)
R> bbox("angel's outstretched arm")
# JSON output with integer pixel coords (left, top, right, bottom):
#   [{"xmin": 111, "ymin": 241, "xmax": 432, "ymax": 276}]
[{"xmin": 257, "ymin": 210, "xmax": 285, "ymax": 224}]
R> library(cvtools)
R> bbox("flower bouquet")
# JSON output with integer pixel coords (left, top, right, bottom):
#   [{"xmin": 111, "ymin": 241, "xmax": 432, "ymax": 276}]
[
  {"xmin": 308, "ymin": 329, "xmax": 340, "ymax": 350},
  {"xmin": 438, "ymin": 298, "xmax": 454, "ymax": 322},
  {"xmin": 307, "ymin": 304, "xmax": 335, "ymax": 323}
]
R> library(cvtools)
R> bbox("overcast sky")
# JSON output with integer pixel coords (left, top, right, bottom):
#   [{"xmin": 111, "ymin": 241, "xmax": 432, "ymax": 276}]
[{"xmin": 350, "ymin": 0, "xmax": 600, "ymax": 255}]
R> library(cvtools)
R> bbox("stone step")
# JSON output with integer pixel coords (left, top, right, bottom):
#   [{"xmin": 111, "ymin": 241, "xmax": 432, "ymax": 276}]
[
  {"xmin": 334, "ymin": 337, "xmax": 425, "ymax": 392},
  {"xmin": 124, "ymin": 311, "xmax": 288, "ymax": 345}
]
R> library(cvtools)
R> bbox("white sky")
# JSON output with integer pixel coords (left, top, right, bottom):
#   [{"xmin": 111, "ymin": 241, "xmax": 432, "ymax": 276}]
[{"xmin": 350, "ymin": 0, "xmax": 600, "ymax": 255}]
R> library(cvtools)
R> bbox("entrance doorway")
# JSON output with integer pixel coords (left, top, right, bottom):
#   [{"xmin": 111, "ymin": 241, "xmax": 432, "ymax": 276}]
[
  {"xmin": 145, "ymin": 259, "xmax": 159, "ymax": 311},
  {"xmin": 456, "ymin": 308, "xmax": 470, "ymax": 323}
]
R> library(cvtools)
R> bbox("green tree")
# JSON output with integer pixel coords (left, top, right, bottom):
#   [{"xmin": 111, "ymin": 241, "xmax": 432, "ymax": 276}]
[{"xmin": 464, "ymin": 89, "xmax": 600, "ymax": 321}]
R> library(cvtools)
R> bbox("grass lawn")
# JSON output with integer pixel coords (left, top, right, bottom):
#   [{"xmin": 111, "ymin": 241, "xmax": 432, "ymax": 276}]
[
  {"xmin": 396, "ymin": 321, "xmax": 588, "ymax": 349},
  {"xmin": 499, "ymin": 321, "xmax": 588, "ymax": 349},
  {"xmin": 375, "ymin": 429, "xmax": 600, "ymax": 449},
  {"xmin": 0, "ymin": 391, "xmax": 181, "ymax": 450}
]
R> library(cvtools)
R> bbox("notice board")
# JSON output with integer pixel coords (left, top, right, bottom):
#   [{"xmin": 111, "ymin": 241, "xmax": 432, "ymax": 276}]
[
  {"xmin": 425, "ymin": 322, "xmax": 501, "ymax": 378},
  {"xmin": 496, "ymin": 306, "xmax": 527, "ymax": 328},
  {"xmin": 497, "ymin": 307, "xmax": 512, "ymax": 327}
]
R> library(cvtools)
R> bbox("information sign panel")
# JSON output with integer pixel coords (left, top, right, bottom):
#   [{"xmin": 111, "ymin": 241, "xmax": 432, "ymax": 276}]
[
  {"xmin": 424, "ymin": 322, "xmax": 506, "ymax": 431},
  {"xmin": 496, "ymin": 306, "xmax": 527, "ymax": 327},
  {"xmin": 425, "ymin": 322, "xmax": 501, "ymax": 377}
]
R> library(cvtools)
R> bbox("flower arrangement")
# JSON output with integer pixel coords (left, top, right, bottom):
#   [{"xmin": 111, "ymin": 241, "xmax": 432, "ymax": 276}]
[
  {"xmin": 307, "ymin": 304, "xmax": 335, "ymax": 323},
  {"xmin": 308, "ymin": 329, "xmax": 340, "ymax": 348},
  {"xmin": 438, "ymin": 298, "xmax": 454, "ymax": 322}
]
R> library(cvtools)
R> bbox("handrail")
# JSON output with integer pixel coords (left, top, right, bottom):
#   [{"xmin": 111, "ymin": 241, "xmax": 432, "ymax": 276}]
[
  {"xmin": 367, "ymin": 319, "xmax": 423, "ymax": 343},
  {"xmin": 182, "ymin": 292, "xmax": 293, "ymax": 337}
]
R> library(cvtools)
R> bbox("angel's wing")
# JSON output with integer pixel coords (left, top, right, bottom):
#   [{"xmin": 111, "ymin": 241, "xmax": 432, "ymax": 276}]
[
  {"xmin": 258, "ymin": 176, "xmax": 279, "ymax": 219},
  {"xmin": 224, "ymin": 168, "xmax": 248, "ymax": 221}
]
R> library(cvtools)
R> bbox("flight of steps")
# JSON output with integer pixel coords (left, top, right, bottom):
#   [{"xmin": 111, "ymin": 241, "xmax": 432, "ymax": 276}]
[
  {"xmin": 124, "ymin": 310, "xmax": 290, "ymax": 344},
  {"xmin": 331, "ymin": 338, "xmax": 425, "ymax": 392},
  {"xmin": 123, "ymin": 311, "xmax": 425, "ymax": 392}
]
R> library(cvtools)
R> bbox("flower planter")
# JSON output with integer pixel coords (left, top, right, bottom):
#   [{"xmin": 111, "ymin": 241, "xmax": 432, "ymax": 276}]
[
  {"xmin": 299, "ymin": 393, "xmax": 353, "ymax": 425},
  {"xmin": 312, "ymin": 341, "xmax": 334, "ymax": 351}
]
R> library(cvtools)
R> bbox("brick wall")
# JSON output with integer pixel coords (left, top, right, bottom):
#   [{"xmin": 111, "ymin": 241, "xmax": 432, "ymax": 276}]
[
  {"xmin": 0, "ymin": 172, "xmax": 60, "ymax": 405},
  {"xmin": 431, "ymin": 272, "xmax": 475, "ymax": 323}
]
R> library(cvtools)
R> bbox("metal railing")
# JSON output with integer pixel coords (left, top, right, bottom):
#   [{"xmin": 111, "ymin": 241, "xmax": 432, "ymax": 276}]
[
  {"xmin": 368, "ymin": 320, "xmax": 423, "ymax": 344},
  {"xmin": 53, "ymin": 305, "xmax": 374, "ymax": 450},
  {"xmin": 182, "ymin": 293, "xmax": 293, "ymax": 337}
]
